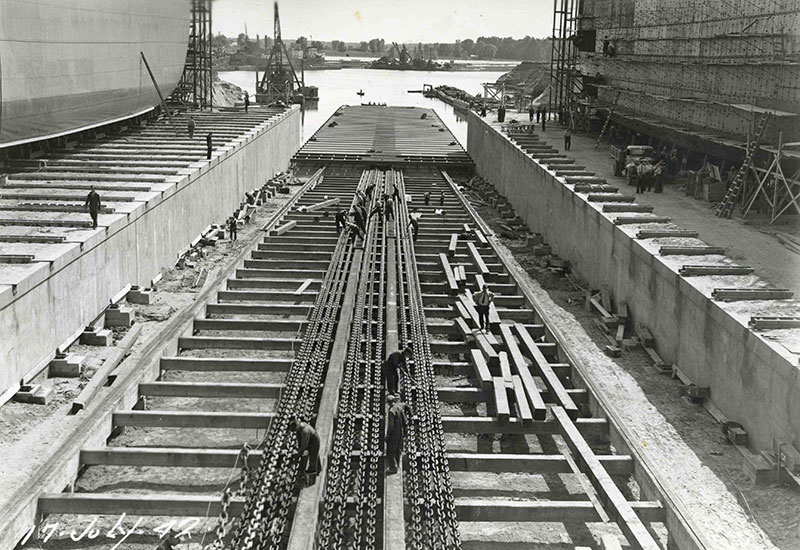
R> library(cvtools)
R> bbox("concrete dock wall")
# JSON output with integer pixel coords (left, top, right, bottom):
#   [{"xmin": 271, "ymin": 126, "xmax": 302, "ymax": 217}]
[
  {"xmin": 0, "ymin": 107, "xmax": 302, "ymax": 402},
  {"xmin": 467, "ymin": 110, "xmax": 800, "ymax": 452}
]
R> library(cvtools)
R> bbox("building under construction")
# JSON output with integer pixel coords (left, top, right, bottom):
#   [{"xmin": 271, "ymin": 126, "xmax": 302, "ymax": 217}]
[{"xmin": 551, "ymin": 0, "xmax": 800, "ymax": 221}]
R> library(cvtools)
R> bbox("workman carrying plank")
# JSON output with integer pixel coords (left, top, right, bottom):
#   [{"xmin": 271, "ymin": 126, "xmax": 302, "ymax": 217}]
[
  {"xmin": 385, "ymin": 394, "xmax": 412, "ymax": 474},
  {"xmin": 84, "ymin": 186, "xmax": 101, "ymax": 229},
  {"xmin": 384, "ymin": 345, "xmax": 412, "ymax": 395},
  {"xmin": 289, "ymin": 417, "xmax": 321, "ymax": 484},
  {"xmin": 473, "ymin": 284, "xmax": 496, "ymax": 331}
]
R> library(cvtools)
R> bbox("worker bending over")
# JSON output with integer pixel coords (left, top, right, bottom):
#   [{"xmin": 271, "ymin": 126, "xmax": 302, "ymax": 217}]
[
  {"xmin": 384, "ymin": 345, "xmax": 412, "ymax": 395},
  {"xmin": 385, "ymin": 394, "xmax": 412, "ymax": 474},
  {"xmin": 473, "ymin": 284, "xmax": 495, "ymax": 331},
  {"xmin": 288, "ymin": 417, "xmax": 321, "ymax": 485},
  {"xmin": 335, "ymin": 209, "xmax": 348, "ymax": 233}
]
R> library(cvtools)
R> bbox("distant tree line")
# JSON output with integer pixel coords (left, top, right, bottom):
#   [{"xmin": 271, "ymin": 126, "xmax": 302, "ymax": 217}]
[{"xmin": 212, "ymin": 33, "xmax": 550, "ymax": 61}]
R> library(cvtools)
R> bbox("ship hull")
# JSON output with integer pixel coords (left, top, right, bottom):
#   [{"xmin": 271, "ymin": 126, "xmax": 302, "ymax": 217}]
[{"xmin": 0, "ymin": 0, "xmax": 191, "ymax": 148}]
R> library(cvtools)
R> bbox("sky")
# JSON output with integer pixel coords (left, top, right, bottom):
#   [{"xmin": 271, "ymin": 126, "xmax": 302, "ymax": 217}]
[{"xmin": 211, "ymin": 0, "xmax": 553, "ymax": 43}]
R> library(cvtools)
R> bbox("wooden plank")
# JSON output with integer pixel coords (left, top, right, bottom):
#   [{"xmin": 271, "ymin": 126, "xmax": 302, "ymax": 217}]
[
  {"xmin": 138, "ymin": 381, "xmax": 282, "ymax": 398},
  {"xmin": 453, "ymin": 499, "xmax": 663, "ymax": 523},
  {"xmin": 474, "ymin": 330, "xmax": 500, "ymax": 369},
  {"xmin": 475, "ymin": 230, "xmax": 488, "ymax": 247},
  {"xmin": 442, "ymin": 416, "xmax": 608, "ymax": 436},
  {"xmin": 474, "ymin": 274, "xmax": 486, "ymax": 290},
  {"xmin": 113, "ymin": 410, "xmax": 276, "ymax": 429},
  {"xmin": 39, "ymin": 493, "xmax": 245, "ymax": 517},
  {"xmin": 455, "ymin": 301, "xmax": 477, "ymax": 328},
  {"xmin": 80, "ymin": 447, "xmax": 263, "ymax": 468},
  {"xmin": 458, "ymin": 294, "xmax": 481, "ymax": 327},
  {"xmin": 552, "ymin": 407, "xmax": 661, "ymax": 550},
  {"xmin": 498, "ymin": 352, "xmax": 513, "ymax": 386},
  {"xmin": 448, "ymin": 233, "xmax": 459, "ymax": 257},
  {"xmin": 270, "ymin": 220, "xmax": 296, "ymax": 236},
  {"xmin": 492, "ymin": 377, "xmax": 510, "ymax": 422},
  {"xmin": 469, "ymin": 349, "xmax": 493, "ymax": 390},
  {"xmin": 454, "ymin": 317, "xmax": 473, "ymax": 341},
  {"xmin": 589, "ymin": 297, "xmax": 614, "ymax": 319},
  {"xmin": 514, "ymin": 323, "xmax": 578, "ymax": 418},
  {"xmin": 488, "ymin": 301, "xmax": 501, "ymax": 326},
  {"xmin": 499, "ymin": 324, "xmax": 546, "ymax": 420},
  {"xmin": 294, "ymin": 278, "xmax": 313, "ymax": 295},
  {"xmin": 447, "ymin": 453, "xmax": 634, "ymax": 474},
  {"xmin": 439, "ymin": 253, "xmax": 459, "ymax": 295},
  {"xmin": 512, "ymin": 375, "xmax": 533, "ymax": 423},
  {"xmin": 299, "ymin": 197, "xmax": 339, "ymax": 213},
  {"xmin": 466, "ymin": 241, "xmax": 490, "ymax": 275}
]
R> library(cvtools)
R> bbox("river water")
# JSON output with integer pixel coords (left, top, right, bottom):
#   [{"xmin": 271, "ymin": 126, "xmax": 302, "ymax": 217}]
[{"xmin": 218, "ymin": 68, "xmax": 507, "ymax": 146}]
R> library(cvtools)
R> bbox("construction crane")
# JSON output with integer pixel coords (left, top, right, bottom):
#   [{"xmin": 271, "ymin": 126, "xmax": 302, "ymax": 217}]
[{"xmin": 255, "ymin": 1, "xmax": 317, "ymax": 106}]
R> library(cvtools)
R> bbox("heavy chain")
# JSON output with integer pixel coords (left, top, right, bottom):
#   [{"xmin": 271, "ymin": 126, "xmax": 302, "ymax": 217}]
[
  {"xmin": 230, "ymin": 172, "xmax": 366, "ymax": 550},
  {"xmin": 395, "ymin": 170, "xmax": 462, "ymax": 550}
]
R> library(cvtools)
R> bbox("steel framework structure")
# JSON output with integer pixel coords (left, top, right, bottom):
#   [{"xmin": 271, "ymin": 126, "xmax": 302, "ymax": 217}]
[
  {"xmin": 548, "ymin": 0, "xmax": 580, "ymax": 115},
  {"xmin": 169, "ymin": 0, "xmax": 213, "ymax": 109}
]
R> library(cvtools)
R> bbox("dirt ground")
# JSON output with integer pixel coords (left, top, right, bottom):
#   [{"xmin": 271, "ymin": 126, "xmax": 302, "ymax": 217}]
[
  {"xmin": 1, "ymin": 186, "xmax": 302, "ymax": 550},
  {"xmin": 470, "ymin": 186, "xmax": 798, "ymax": 550}
]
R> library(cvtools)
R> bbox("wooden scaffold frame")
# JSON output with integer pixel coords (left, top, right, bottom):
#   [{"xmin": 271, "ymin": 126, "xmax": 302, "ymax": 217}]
[{"xmin": 742, "ymin": 134, "xmax": 800, "ymax": 223}]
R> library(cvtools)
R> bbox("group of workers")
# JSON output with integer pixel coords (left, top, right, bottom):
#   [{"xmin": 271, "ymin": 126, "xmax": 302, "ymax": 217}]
[
  {"xmin": 291, "ymin": 280, "xmax": 499, "ymax": 484},
  {"xmin": 333, "ymin": 184, "xmax": 434, "ymax": 242},
  {"xmin": 287, "ymin": 344, "xmax": 414, "ymax": 484},
  {"xmin": 626, "ymin": 147, "xmax": 682, "ymax": 194}
]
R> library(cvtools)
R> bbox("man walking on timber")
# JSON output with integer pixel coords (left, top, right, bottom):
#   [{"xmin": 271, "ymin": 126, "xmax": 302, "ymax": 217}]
[
  {"xmin": 408, "ymin": 212, "xmax": 419, "ymax": 241},
  {"xmin": 84, "ymin": 186, "xmax": 101, "ymax": 229},
  {"xmin": 385, "ymin": 394, "xmax": 412, "ymax": 474},
  {"xmin": 473, "ymin": 284, "xmax": 495, "ymax": 331},
  {"xmin": 243, "ymin": 92, "xmax": 250, "ymax": 113},
  {"xmin": 228, "ymin": 215, "xmax": 238, "ymax": 242},
  {"xmin": 187, "ymin": 115, "xmax": 196, "ymax": 139},
  {"xmin": 206, "ymin": 132, "xmax": 213, "ymax": 160},
  {"xmin": 288, "ymin": 417, "xmax": 321, "ymax": 484},
  {"xmin": 384, "ymin": 345, "xmax": 412, "ymax": 395}
]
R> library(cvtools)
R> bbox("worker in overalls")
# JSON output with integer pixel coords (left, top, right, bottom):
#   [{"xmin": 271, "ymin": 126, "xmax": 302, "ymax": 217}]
[
  {"xmin": 289, "ymin": 417, "xmax": 321, "ymax": 485},
  {"xmin": 385, "ymin": 394, "xmax": 412, "ymax": 474},
  {"xmin": 473, "ymin": 284, "xmax": 495, "ymax": 331},
  {"xmin": 384, "ymin": 345, "xmax": 412, "ymax": 395},
  {"xmin": 84, "ymin": 186, "xmax": 101, "ymax": 229}
]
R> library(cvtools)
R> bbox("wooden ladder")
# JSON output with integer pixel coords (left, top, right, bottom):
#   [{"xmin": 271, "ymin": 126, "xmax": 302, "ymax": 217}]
[
  {"xmin": 716, "ymin": 113, "xmax": 771, "ymax": 218},
  {"xmin": 595, "ymin": 91, "xmax": 622, "ymax": 149}
]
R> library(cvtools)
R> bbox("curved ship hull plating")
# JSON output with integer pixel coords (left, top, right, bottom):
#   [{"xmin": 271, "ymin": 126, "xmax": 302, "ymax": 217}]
[{"xmin": 0, "ymin": 0, "xmax": 191, "ymax": 148}]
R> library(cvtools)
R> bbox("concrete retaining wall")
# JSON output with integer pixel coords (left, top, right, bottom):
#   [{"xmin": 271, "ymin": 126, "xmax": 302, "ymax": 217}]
[
  {"xmin": 467, "ymin": 110, "xmax": 800, "ymax": 452},
  {"xmin": 0, "ymin": 107, "xmax": 302, "ymax": 402}
]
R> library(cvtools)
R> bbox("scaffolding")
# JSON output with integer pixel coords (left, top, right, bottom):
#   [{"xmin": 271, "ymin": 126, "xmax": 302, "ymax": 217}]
[
  {"xmin": 548, "ymin": 0, "xmax": 581, "ymax": 114},
  {"xmin": 168, "ymin": 0, "xmax": 213, "ymax": 109}
]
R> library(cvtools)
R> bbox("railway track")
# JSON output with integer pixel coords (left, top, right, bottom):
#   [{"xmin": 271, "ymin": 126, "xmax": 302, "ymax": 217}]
[{"xmin": 7, "ymin": 106, "xmax": 691, "ymax": 550}]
